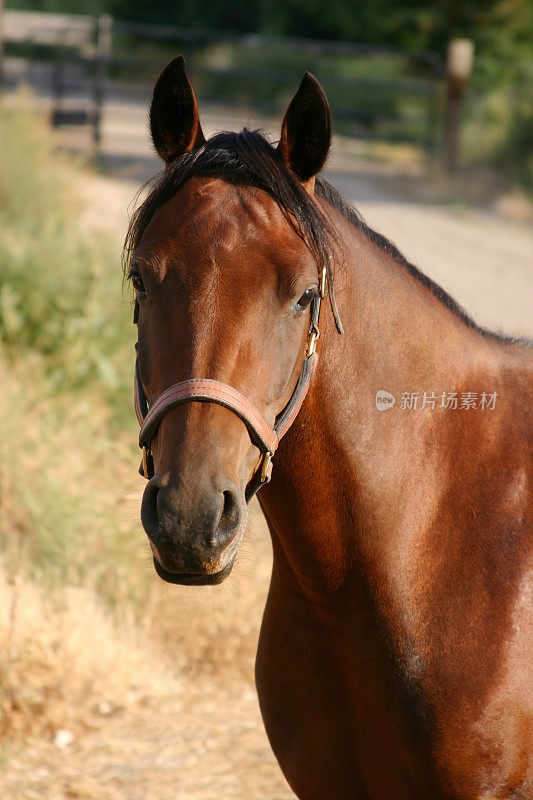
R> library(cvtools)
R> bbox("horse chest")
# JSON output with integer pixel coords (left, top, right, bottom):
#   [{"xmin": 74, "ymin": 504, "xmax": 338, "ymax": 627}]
[{"xmin": 255, "ymin": 586, "xmax": 443, "ymax": 800}]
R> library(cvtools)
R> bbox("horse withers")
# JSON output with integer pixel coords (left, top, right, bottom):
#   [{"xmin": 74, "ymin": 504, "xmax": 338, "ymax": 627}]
[{"xmin": 126, "ymin": 56, "xmax": 532, "ymax": 799}]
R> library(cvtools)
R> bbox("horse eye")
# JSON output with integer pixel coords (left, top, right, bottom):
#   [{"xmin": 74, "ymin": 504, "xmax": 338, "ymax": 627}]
[
  {"xmin": 130, "ymin": 273, "xmax": 146, "ymax": 298},
  {"xmin": 295, "ymin": 287, "xmax": 316, "ymax": 311}
]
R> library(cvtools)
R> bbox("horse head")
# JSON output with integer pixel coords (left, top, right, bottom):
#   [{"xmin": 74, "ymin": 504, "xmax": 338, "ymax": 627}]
[{"xmin": 127, "ymin": 56, "xmax": 338, "ymax": 585}]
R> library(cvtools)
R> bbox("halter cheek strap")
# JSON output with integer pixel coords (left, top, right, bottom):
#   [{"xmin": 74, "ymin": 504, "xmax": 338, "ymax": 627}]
[{"xmin": 134, "ymin": 268, "xmax": 325, "ymax": 501}]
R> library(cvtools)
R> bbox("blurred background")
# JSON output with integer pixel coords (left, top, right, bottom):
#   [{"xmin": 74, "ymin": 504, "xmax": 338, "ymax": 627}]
[
  {"xmin": 2, "ymin": 0, "xmax": 533, "ymax": 186},
  {"xmin": 0, "ymin": 2, "xmax": 531, "ymax": 799}
]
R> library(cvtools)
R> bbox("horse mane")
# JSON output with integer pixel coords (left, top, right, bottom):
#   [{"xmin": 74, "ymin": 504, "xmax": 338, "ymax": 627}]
[
  {"xmin": 315, "ymin": 178, "xmax": 530, "ymax": 345},
  {"xmin": 124, "ymin": 128, "xmax": 526, "ymax": 345}
]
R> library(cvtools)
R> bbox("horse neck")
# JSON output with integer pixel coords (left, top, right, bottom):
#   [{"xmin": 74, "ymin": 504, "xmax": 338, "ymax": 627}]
[{"xmin": 259, "ymin": 208, "xmax": 500, "ymax": 599}]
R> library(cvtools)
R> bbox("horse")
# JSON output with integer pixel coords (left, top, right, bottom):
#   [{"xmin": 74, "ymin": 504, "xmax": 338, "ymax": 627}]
[{"xmin": 126, "ymin": 56, "xmax": 532, "ymax": 799}]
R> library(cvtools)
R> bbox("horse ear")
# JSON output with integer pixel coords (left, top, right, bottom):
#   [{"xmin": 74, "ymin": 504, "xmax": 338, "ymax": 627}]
[
  {"xmin": 278, "ymin": 72, "xmax": 331, "ymax": 192},
  {"xmin": 149, "ymin": 55, "xmax": 206, "ymax": 165}
]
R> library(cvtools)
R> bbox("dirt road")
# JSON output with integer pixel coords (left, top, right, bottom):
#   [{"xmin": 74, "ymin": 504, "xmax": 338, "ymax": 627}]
[{"xmin": 3, "ymin": 679, "xmax": 293, "ymax": 800}]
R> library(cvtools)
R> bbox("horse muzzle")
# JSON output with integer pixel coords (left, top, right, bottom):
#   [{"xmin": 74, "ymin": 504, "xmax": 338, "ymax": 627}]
[{"xmin": 140, "ymin": 476, "xmax": 245, "ymax": 584}]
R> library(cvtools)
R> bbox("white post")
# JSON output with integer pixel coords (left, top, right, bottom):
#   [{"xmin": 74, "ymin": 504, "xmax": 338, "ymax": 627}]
[{"xmin": 444, "ymin": 39, "xmax": 475, "ymax": 175}]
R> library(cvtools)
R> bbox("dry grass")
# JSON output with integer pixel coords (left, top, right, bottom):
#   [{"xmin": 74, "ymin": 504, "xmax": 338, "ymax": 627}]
[
  {"xmin": 0, "ymin": 552, "xmax": 289, "ymax": 800},
  {"xmin": 0, "ymin": 564, "xmax": 178, "ymax": 746}
]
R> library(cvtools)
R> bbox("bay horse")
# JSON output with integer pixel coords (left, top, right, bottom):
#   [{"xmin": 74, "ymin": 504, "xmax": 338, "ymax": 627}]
[{"xmin": 126, "ymin": 56, "xmax": 532, "ymax": 799}]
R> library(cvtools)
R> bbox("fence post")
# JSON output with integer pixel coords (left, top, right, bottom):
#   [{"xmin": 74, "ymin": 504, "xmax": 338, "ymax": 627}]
[
  {"xmin": 92, "ymin": 14, "xmax": 112, "ymax": 148},
  {"xmin": 444, "ymin": 38, "xmax": 474, "ymax": 175}
]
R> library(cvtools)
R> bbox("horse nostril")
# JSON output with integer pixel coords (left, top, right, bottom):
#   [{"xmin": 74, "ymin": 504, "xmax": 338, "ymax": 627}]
[
  {"xmin": 141, "ymin": 481, "xmax": 160, "ymax": 537},
  {"xmin": 205, "ymin": 486, "xmax": 241, "ymax": 550},
  {"xmin": 221, "ymin": 488, "xmax": 240, "ymax": 528}
]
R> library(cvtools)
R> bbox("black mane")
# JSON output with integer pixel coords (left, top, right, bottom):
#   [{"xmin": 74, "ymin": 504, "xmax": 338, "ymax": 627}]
[
  {"xmin": 314, "ymin": 178, "xmax": 519, "ymax": 343},
  {"xmin": 124, "ymin": 129, "xmax": 338, "ymax": 278},
  {"xmin": 124, "ymin": 128, "xmax": 523, "ymax": 345}
]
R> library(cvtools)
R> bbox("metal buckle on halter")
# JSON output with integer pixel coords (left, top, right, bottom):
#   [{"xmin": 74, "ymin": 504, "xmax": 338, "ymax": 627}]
[
  {"xmin": 142, "ymin": 446, "xmax": 150, "ymax": 479},
  {"xmin": 320, "ymin": 265, "xmax": 327, "ymax": 298},
  {"xmin": 260, "ymin": 451, "xmax": 273, "ymax": 483},
  {"xmin": 306, "ymin": 324, "xmax": 320, "ymax": 358}
]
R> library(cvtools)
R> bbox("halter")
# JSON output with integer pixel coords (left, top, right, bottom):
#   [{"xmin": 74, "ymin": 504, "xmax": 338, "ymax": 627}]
[{"xmin": 134, "ymin": 265, "xmax": 327, "ymax": 501}]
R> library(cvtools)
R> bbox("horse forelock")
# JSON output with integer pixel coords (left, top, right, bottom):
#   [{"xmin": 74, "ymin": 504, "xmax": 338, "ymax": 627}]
[{"xmin": 123, "ymin": 129, "xmax": 338, "ymax": 279}]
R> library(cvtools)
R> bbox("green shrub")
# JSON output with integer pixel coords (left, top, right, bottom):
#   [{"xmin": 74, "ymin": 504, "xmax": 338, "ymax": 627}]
[{"xmin": 0, "ymin": 94, "xmax": 130, "ymax": 397}]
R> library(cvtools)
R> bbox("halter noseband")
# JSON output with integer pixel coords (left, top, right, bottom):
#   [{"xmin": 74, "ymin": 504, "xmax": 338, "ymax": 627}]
[{"xmin": 134, "ymin": 266, "xmax": 326, "ymax": 501}]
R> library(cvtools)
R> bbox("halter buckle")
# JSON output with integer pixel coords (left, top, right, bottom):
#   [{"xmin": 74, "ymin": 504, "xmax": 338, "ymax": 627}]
[
  {"xmin": 306, "ymin": 325, "xmax": 320, "ymax": 358},
  {"xmin": 142, "ymin": 446, "xmax": 150, "ymax": 479},
  {"xmin": 260, "ymin": 451, "xmax": 273, "ymax": 483},
  {"xmin": 320, "ymin": 265, "xmax": 327, "ymax": 298}
]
